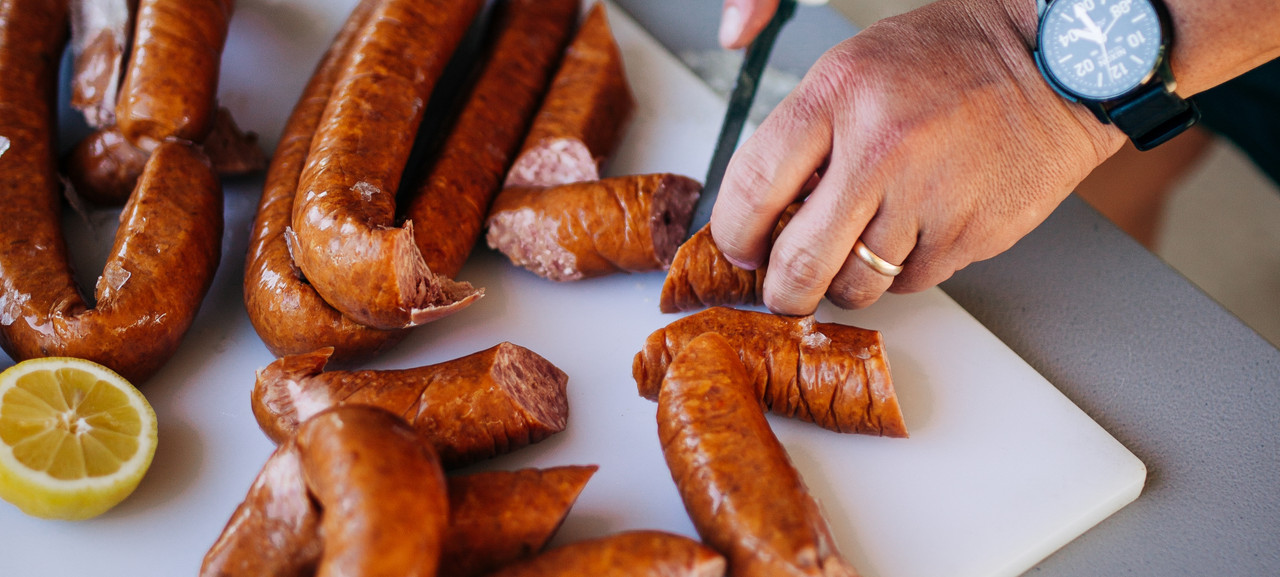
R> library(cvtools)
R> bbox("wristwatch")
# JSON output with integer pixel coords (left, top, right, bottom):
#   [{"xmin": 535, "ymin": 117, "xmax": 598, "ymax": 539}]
[{"xmin": 1033, "ymin": 0, "xmax": 1199, "ymax": 150}]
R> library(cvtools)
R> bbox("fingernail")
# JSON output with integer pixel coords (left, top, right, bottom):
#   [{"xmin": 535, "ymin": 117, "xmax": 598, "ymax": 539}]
[
  {"xmin": 724, "ymin": 252, "xmax": 759, "ymax": 271},
  {"xmin": 719, "ymin": 5, "xmax": 743, "ymax": 48}
]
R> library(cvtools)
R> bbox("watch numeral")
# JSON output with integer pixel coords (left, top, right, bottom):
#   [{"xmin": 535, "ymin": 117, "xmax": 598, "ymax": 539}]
[
  {"xmin": 1108, "ymin": 62, "xmax": 1129, "ymax": 80},
  {"xmin": 1110, "ymin": 0, "xmax": 1132, "ymax": 19},
  {"xmin": 1126, "ymin": 30, "xmax": 1146, "ymax": 48},
  {"xmin": 1074, "ymin": 59, "xmax": 1095, "ymax": 76}
]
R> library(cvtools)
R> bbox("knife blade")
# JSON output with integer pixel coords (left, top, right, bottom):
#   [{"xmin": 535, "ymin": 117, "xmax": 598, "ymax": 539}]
[{"xmin": 689, "ymin": 0, "xmax": 800, "ymax": 236}]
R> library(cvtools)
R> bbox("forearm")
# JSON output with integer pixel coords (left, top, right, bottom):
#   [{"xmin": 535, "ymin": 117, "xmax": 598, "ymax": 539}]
[{"xmin": 1163, "ymin": 0, "xmax": 1280, "ymax": 95}]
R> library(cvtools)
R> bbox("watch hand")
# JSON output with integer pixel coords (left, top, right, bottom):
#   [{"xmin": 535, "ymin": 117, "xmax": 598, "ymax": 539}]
[
  {"xmin": 1101, "ymin": 17, "xmax": 1119, "ymax": 39},
  {"xmin": 1074, "ymin": 4, "xmax": 1101, "ymax": 34}
]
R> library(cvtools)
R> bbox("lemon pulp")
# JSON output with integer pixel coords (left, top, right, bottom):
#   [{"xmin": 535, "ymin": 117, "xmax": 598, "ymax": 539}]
[{"xmin": 0, "ymin": 357, "xmax": 157, "ymax": 520}]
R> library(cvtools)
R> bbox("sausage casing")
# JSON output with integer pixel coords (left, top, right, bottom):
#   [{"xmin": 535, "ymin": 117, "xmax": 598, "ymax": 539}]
[
  {"xmin": 115, "ymin": 0, "xmax": 234, "ymax": 149},
  {"xmin": 404, "ymin": 0, "xmax": 579, "ymax": 279},
  {"xmin": 252, "ymin": 343, "xmax": 569, "ymax": 468},
  {"xmin": 633, "ymin": 307, "xmax": 907, "ymax": 437},
  {"xmin": 289, "ymin": 0, "xmax": 484, "ymax": 330},
  {"xmin": 660, "ymin": 205, "xmax": 798, "ymax": 313},
  {"xmin": 658, "ymin": 333, "xmax": 860, "ymax": 577},
  {"xmin": 485, "ymin": 530, "xmax": 725, "ymax": 577},
  {"xmin": 243, "ymin": 0, "xmax": 409, "ymax": 362},
  {"xmin": 486, "ymin": 174, "xmax": 701, "ymax": 281},
  {"xmin": 69, "ymin": 0, "xmax": 134, "ymax": 127},
  {"xmin": 504, "ymin": 2, "xmax": 635, "ymax": 188}
]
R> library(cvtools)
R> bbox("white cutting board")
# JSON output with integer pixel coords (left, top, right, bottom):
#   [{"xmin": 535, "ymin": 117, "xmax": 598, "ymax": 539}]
[{"xmin": 0, "ymin": 2, "xmax": 1145, "ymax": 577}]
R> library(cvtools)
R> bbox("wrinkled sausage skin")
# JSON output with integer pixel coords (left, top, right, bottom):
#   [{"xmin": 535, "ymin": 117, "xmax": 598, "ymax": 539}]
[
  {"xmin": 485, "ymin": 530, "xmax": 726, "ymax": 577},
  {"xmin": 658, "ymin": 333, "xmax": 861, "ymax": 577},
  {"xmin": 633, "ymin": 307, "xmax": 907, "ymax": 438},
  {"xmin": 504, "ymin": 2, "xmax": 635, "ymax": 188},
  {"xmin": 288, "ymin": 0, "xmax": 484, "ymax": 330},
  {"xmin": 242, "ymin": 0, "xmax": 409, "ymax": 362},
  {"xmin": 660, "ymin": 205, "xmax": 799, "ymax": 313},
  {"xmin": 486, "ymin": 174, "xmax": 701, "ymax": 281},
  {"xmin": 404, "ymin": 0, "xmax": 579, "ymax": 279},
  {"xmin": 252, "ymin": 343, "xmax": 569, "ymax": 468}
]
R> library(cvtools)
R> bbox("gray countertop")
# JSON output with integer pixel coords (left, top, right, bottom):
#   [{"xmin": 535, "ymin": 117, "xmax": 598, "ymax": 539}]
[{"xmin": 613, "ymin": 1, "xmax": 1280, "ymax": 574}]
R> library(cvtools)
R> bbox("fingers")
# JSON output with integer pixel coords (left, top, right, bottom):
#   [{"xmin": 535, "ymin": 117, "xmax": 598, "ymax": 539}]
[
  {"xmin": 824, "ymin": 213, "xmax": 917, "ymax": 310},
  {"xmin": 719, "ymin": 0, "xmax": 781, "ymax": 49},
  {"xmin": 709, "ymin": 80, "xmax": 833, "ymax": 271}
]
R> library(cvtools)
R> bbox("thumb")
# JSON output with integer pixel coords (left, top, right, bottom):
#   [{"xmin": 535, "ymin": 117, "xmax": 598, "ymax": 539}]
[{"xmin": 719, "ymin": 0, "xmax": 781, "ymax": 49}]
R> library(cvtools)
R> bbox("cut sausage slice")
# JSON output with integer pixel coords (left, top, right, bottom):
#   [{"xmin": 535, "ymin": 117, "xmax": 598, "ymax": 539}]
[
  {"xmin": 252, "ymin": 343, "xmax": 569, "ymax": 468},
  {"xmin": 658, "ymin": 333, "xmax": 861, "ymax": 577},
  {"xmin": 633, "ymin": 307, "xmax": 907, "ymax": 437},
  {"xmin": 69, "ymin": 0, "xmax": 134, "ymax": 128},
  {"xmin": 486, "ymin": 174, "xmax": 701, "ymax": 281},
  {"xmin": 484, "ymin": 530, "xmax": 725, "ymax": 577},
  {"xmin": 503, "ymin": 3, "xmax": 635, "ymax": 188}
]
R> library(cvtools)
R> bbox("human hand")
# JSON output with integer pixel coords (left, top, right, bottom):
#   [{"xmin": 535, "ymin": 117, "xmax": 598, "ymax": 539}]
[
  {"xmin": 709, "ymin": 0, "xmax": 1127, "ymax": 315},
  {"xmin": 718, "ymin": 0, "xmax": 781, "ymax": 49}
]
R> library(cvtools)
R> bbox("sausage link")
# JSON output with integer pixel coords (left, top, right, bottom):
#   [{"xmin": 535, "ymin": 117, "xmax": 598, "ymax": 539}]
[
  {"xmin": 203, "ymin": 461, "xmax": 595, "ymax": 577},
  {"xmin": 660, "ymin": 205, "xmax": 799, "ymax": 313},
  {"xmin": 289, "ymin": 0, "xmax": 484, "ymax": 330},
  {"xmin": 69, "ymin": 0, "xmax": 134, "ymax": 127},
  {"xmin": 1, "ymin": 137, "xmax": 222, "ymax": 383},
  {"xmin": 485, "ymin": 530, "xmax": 725, "ymax": 577},
  {"xmin": 403, "ymin": 0, "xmax": 579, "ymax": 278},
  {"xmin": 633, "ymin": 307, "xmax": 907, "ymax": 437},
  {"xmin": 503, "ymin": 3, "xmax": 635, "ymax": 188},
  {"xmin": 442, "ymin": 465, "xmax": 597, "ymax": 577},
  {"xmin": 296, "ymin": 406, "xmax": 449, "ymax": 577},
  {"xmin": 658, "ymin": 333, "xmax": 861, "ymax": 577},
  {"xmin": 252, "ymin": 343, "xmax": 569, "ymax": 468},
  {"xmin": 115, "ymin": 0, "xmax": 234, "ymax": 149},
  {"xmin": 486, "ymin": 174, "xmax": 701, "ymax": 281},
  {"xmin": 199, "ymin": 441, "xmax": 321, "ymax": 577},
  {"xmin": 242, "ymin": 0, "xmax": 408, "ymax": 361}
]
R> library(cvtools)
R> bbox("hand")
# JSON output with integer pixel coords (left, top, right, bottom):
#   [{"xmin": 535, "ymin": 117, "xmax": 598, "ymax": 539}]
[
  {"xmin": 709, "ymin": 0, "xmax": 1126, "ymax": 315},
  {"xmin": 718, "ymin": 0, "xmax": 781, "ymax": 49}
]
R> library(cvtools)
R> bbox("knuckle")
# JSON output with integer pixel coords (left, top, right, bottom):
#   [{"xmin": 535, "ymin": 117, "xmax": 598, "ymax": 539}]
[
  {"xmin": 768, "ymin": 242, "xmax": 840, "ymax": 295},
  {"xmin": 826, "ymin": 275, "xmax": 886, "ymax": 310}
]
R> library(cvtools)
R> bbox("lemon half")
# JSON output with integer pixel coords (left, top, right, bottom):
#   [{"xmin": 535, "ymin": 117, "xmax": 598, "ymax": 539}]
[{"xmin": 0, "ymin": 357, "xmax": 158, "ymax": 520}]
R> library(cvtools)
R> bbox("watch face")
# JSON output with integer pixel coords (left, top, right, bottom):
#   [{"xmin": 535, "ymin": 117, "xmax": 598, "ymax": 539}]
[{"xmin": 1039, "ymin": 0, "xmax": 1163, "ymax": 100}]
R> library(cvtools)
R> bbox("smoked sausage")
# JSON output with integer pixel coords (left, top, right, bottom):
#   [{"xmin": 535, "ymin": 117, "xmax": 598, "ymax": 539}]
[
  {"xmin": 115, "ymin": 0, "xmax": 234, "ymax": 150},
  {"xmin": 242, "ymin": 0, "xmax": 409, "ymax": 362},
  {"xmin": 658, "ymin": 333, "xmax": 860, "ymax": 577},
  {"xmin": 69, "ymin": 0, "xmax": 134, "ymax": 127},
  {"xmin": 288, "ymin": 0, "xmax": 484, "ymax": 330},
  {"xmin": 660, "ymin": 205, "xmax": 798, "ymax": 313},
  {"xmin": 504, "ymin": 2, "xmax": 635, "ymax": 188},
  {"xmin": 633, "ymin": 307, "xmax": 907, "ymax": 437},
  {"xmin": 403, "ymin": 0, "xmax": 579, "ymax": 278},
  {"xmin": 486, "ymin": 174, "xmax": 701, "ymax": 281},
  {"xmin": 484, "ymin": 530, "xmax": 725, "ymax": 577},
  {"xmin": 252, "ymin": 343, "xmax": 569, "ymax": 468}
]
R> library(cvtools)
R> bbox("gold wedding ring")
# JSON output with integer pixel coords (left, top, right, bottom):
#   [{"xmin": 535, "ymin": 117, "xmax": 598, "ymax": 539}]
[{"xmin": 853, "ymin": 240, "xmax": 903, "ymax": 277}]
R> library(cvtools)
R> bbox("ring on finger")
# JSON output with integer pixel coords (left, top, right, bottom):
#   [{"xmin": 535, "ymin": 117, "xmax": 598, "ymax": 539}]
[{"xmin": 853, "ymin": 240, "xmax": 903, "ymax": 277}]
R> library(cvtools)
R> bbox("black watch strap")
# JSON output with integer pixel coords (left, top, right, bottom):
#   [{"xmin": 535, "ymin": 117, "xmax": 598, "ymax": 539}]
[{"xmin": 1105, "ymin": 84, "xmax": 1201, "ymax": 150}]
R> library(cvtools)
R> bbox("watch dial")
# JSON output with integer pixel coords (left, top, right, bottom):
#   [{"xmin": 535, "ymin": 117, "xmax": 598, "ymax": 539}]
[{"xmin": 1040, "ymin": 0, "xmax": 1163, "ymax": 100}]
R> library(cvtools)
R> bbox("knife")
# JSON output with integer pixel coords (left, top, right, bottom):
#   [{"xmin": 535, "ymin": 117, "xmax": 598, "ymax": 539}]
[{"xmin": 689, "ymin": 0, "xmax": 803, "ymax": 235}]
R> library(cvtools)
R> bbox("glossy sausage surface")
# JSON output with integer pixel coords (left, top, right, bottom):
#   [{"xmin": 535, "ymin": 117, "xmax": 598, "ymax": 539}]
[
  {"xmin": 633, "ymin": 307, "xmax": 907, "ymax": 437},
  {"xmin": 658, "ymin": 333, "xmax": 861, "ymax": 577},
  {"xmin": 660, "ymin": 205, "xmax": 799, "ymax": 313},
  {"xmin": 69, "ymin": 0, "xmax": 134, "ymax": 127},
  {"xmin": 504, "ymin": 2, "xmax": 635, "ymax": 188},
  {"xmin": 486, "ymin": 174, "xmax": 701, "ymax": 281},
  {"xmin": 485, "ymin": 530, "xmax": 725, "ymax": 577},
  {"xmin": 252, "ymin": 343, "xmax": 569, "ymax": 468},
  {"xmin": 289, "ymin": 0, "xmax": 484, "ymax": 330}
]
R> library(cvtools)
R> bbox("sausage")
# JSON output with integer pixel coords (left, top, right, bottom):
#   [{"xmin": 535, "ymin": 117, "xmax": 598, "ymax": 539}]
[
  {"xmin": 202, "ymin": 460, "xmax": 594, "ymax": 577},
  {"xmin": 632, "ymin": 307, "xmax": 907, "ymax": 437},
  {"xmin": 1, "ymin": 101, "xmax": 223, "ymax": 386},
  {"xmin": 486, "ymin": 174, "xmax": 701, "ymax": 281},
  {"xmin": 660, "ymin": 204, "xmax": 799, "ymax": 313},
  {"xmin": 243, "ymin": 0, "xmax": 409, "ymax": 362},
  {"xmin": 441, "ymin": 465, "xmax": 597, "ymax": 577},
  {"xmin": 485, "ymin": 530, "xmax": 725, "ymax": 577},
  {"xmin": 296, "ymin": 406, "xmax": 449, "ymax": 577},
  {"xmin": 115, "ymin": 0, "xmax": 234, "ymax": 150},
  {"xmin": 288, "ymin": 0, "xmax": 485, "ymax": 330},
  {"xmin": 63, "ymin": 108, "xmax": 264, "ymax": 206},
  {"xmin": 199, "ymin": 441, "xmax": 322, "ymax": 577},
  {"xmin": 251, "ymin": 343, "xmax": 569, "ymax": 468},
  {"xmin": 69, "ymin": 0, "xmax": 134, "ymax": 127},
  {"xmin": 503, "ymin": 2, "xmax": 635, "ymax": 188},
  {"xmin": 657, "ymin": 333, "xmax": 860, "ymax": 577},
  {"xmin": 402, "ymin": 0, "xmax": 579, "ymax": 279}
]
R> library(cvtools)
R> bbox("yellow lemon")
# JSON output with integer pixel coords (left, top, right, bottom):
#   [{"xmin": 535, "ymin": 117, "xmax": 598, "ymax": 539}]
[{"xmin": 0, "ymin": 357, "xmax": 157, "ymax": 520}]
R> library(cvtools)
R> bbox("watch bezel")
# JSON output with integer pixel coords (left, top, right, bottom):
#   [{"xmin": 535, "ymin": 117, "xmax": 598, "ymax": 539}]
[{"xmin": 1032, "ymin": 0, "xmax": 1175, "ymax": 106}]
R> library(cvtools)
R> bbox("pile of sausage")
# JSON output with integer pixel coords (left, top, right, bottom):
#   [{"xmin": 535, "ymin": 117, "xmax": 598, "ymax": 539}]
[{"xmin": 0, "ymin": 0, "xmax": 260, "ymax": 383}]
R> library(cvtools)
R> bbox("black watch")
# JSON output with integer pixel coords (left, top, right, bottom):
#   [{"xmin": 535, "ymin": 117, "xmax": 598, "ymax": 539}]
[{"xmin": 1033, "ymin": 0, "xmax": 1199, "ymax": 150}]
